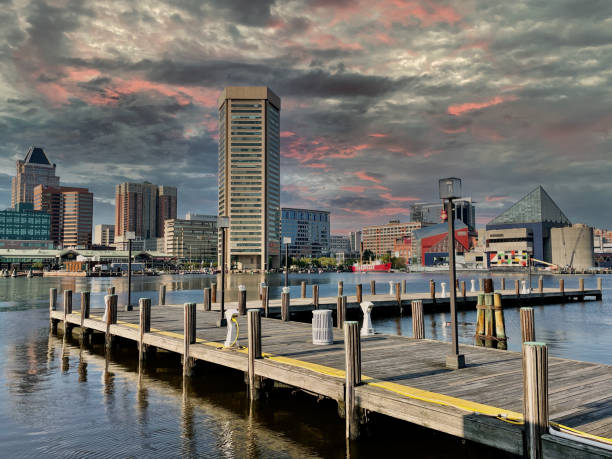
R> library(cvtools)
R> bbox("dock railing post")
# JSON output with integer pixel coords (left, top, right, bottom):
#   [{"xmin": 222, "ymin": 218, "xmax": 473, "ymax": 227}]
[
  {"xmin": 597, "ymin": 277, "xmax": 603, "ymax": 292},
  {"xmin": 520, "ymin": 307, "xmax": 536, "ymax": 343},
  {"xmin": 501, "ymin": 278, "xmax": 506, "ymax": 291},
  {"xmin": 247, "ymin": 309, "xmax": 262, "ymax": 400},
  {"xmin": 203, "ymin": 288, "xmax": 211, "ymax": 311},
  {"xmin": 238, "ymin": 285, "xmax": 247, "ymax": 315},
  {"xmin": 370, "ymin": 280, "xmax": 376, "ymax": 295},
  {"xmin": 80, "ymin": 292, "xmax": 90, "ymax": 342},
  {"xmin": 50, "ymin": 288, "xmax": 58, "ymax": 332},
  {"xmin": 312, "ymin": 285, "xmax": 319, "ymax": 310},
  {"xmin": 262, "ymin": 286, "xmax": 269, "ymax": 317},
  {"xmin": 538, "ymin": 276, "xmax": 544, "ymax": 295},
  {"xmin": 139, "ymin": 298, "xmax": 151, "ymax": 361},
  {"xmin": 579, "ymin": 278, "xmax": 584, "ymax": 296},
  {"xmin": 402, "ymin": 279, "xmax": 407, "ymax": 294},
  {"xmin": 515, "ymin": 279, "xmax": 520, "ymax": 297},
  {"xmin": 395, "ymin": 282, "xmax": 402, "ymax": 313},
  {"xmin": 523, "ymin": 341, "xmax": 549, "ymax": 459},
  {"xmin": 281, "ymin": 288, "xmax": 290, "ymax": 321},
  {"xmin": 430, "ymin": 280, "xmax": 435, "ymax": 302},
  {"xmin": 63, "ymin": 290, "xmax": 73, "ymax": 337},
  {"xmin": 183, "ymin": 302, "xmax": 196, "ymax": 377},
  {"xmin": 338, "ymin": 281, "xmax": 344, "ymax": 296},
  {"xmin": 211, "ymin": 283, "xmax": 217, "ymax": 304},
  {"xmin": 159, "ymin": 285, "xmax": 166, "ymax": 306},
  {"xmin": 356, "ymin": 284, "xmax": 362, "ymax": 303},
  {"xmin": 301, "ymin": 281, "xmax": 306, "ymax": 299},
  {"xmin": 344, "ymin": 321, "xmax": 361, "ymax": 440},
  {"xmin": 559, "ymin": 279, "xmax": 564, "ymax": 298},
  {"xmin": 461, "ymin": 281, "xmax": 466, "ymax": 302},
  {"xmin": 105, "ymin": 294, "xmax": 117, "ymax": 350},
  {"xmin": 411, "ymin": 300, "xmax": 424, "ymax": 339}
]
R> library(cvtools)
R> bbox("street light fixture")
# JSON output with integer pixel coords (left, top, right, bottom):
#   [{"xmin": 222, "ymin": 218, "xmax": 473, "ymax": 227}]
[
  {"xmin": 439, "ymin": 178, "xmax": 465, "ymax": 370},
  {"xmin": 283, "ymin": 237, "xmax": 291, "ymax": 287},
  {"xmin": 125, "ymin": 231, "xmax": 135, "ymax": 311},
  {"xmin": 217, "ymin": 216, "xmax": 230, "ymax": 327}
]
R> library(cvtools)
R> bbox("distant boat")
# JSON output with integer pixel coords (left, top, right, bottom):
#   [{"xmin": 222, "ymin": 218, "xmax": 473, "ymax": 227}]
[{"xmin": 351, "ymin": 261, "xmax": 392, "ymax": 273}]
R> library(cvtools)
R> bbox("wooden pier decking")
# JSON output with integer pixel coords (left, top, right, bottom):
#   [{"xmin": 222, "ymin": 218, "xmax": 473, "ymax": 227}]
[{"xmin": 50, "ymin": 286, "xmax": 612, "ymax": 459}]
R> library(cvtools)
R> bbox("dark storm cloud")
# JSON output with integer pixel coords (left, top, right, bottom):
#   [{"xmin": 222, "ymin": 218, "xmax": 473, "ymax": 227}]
[
  {"xmin": 329, "ymin": 196, "xmax": 387, "ymax": 210},
  {"xmin": 164, "ymin": 0, "xmax": 276, "ymax": 26}
]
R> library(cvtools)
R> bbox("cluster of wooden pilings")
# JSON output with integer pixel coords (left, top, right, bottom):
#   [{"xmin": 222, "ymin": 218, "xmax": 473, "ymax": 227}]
[{"xmin": 474, "ymin": 279, "xmax": 507, "ymax": 349}]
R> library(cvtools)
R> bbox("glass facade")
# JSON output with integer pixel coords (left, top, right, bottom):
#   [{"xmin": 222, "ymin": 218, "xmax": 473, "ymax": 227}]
[
  {"xmin": 489, "ymin": 186, "xmax": 570, "ymax": 225},
  {"xmin": 281, "ymin": 208, "xmax": 330, "ymax": 258},
  {"xmin": 0, "ymin": 203, "xmax": 51, "ymax": 241}
]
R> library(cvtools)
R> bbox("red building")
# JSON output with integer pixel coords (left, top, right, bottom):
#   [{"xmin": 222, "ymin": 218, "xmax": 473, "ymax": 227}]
[
  {"xmin": 412, "ymin": 221, "xmax": 470, "ymax": 266},
  {"xmin": 393, "ymin": 236, "xmax": 412, "ymax": 261}
]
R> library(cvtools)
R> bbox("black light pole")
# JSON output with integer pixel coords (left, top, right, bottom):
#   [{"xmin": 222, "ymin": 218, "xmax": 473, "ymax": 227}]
[
  {"xmin": 217, "ymin": 217, "xmax": 230, "ymax": 327},
  {"xmin": 440, "ymin": 178, "xmax": 465, "ymax": 370},
  {"xmin": 126, "ymin": 232, "xmax": 134, "ymax": 311}
]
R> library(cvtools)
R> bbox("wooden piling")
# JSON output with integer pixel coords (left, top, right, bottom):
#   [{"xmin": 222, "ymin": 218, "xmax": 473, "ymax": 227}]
[
  {"xmin": 411, "ymin": 300, "xmax": 424, "ymax": 339},
  {"xmin": 501, "ymin": 278, "xmax": 506, "ymax": 291},
  {"xmin": 484, "ymin": 278, "xmax": 493, "ymax": 294},
  {"xmin": 107, "ymin": 286, "xmax": 115, "ymax": 295},
  {"xmin": 370, "ymin": 280, "xmax": 376, "ymax": 295},
  {"xmin": 262, "ymin": 286, "xmax": 269, "ymax": 317},
  {"xmin": 281, "ymin": 292, "xmax": 290, "ymax": 321},
  {"xmin": 80, "ymin": 291, "xmax": 90, "ymax": 330},
  {"xmin": 49, "ymin": 288, "xmax": 58, "ymax": 332},
  {"xmin": 598, "ymin": 277, "xmax": 603, "ymax": 291},
  {"xmin": 579, "ymin": 278, "xmax": 584, "ymax": 293},
  {"xmin": 248, "ymin": 309, "xmax": 262, "ymax": 400},
  {"xmin": 139, "ymin": 298, "xmax": 151, "ymax": 361},
  {"xmin": 301, "ymin": 281, "xmax": 307, "ymax": 298},
  {"xmin": 520, "ymin": 307, "xmax": 536, "ymax": 343},
  {"xmin": 312, "ymin": 284, "xmax": 319, "ymax": 310},
  {"xmin": 238, "ymin": 286, "xmax": 247, "ymax": 315},
  {"xmin": 515, "ymin": 279, "xmax": 520, "ymax": 297},
  {"xmin": 105, "ymin": 294, "xmax": 117, "ymax": 350},
  {"xmin": 183, "ymin": 303, "xmax": 196, "ymax": 376},
  {"xmin": 159, "ymin": 285, "xmax": 166, "ymax": 305},
  {"xmin": 344, "ymin": 321, "xmax": 361, "ymax": 440},
  {"xmin": 479, "ymin": 278, "xmax": 484, "ymax": 291},
  {"xmin": 523, "ymin": 342, "xmax": 549, "ymax": 459},
  {"xmin": 63, "ymin": 290, "xmax": 73, "ymax": 337},
  {"xmin": 211, "ymin": 283, "xmax": 217, "ymax": 303},
  {"xmin": 336, "ymin": 296, "xmax": 346, "ymax": 329},
  {"xmin": 484, "ymin": 293, "xmax": 494, "ymax": 348},
  {"xmin": 395, "ymin": 282, "xmax": 401, "ymax": 313},
  {"xmin": 203, "ymin": 288, "xmax": 211, "ymax": 311},
  {"xmin": 538, "ymin": 276, "xmax": 544, "ymax": 294},
  {"xmin": 356, "ymin": 284, "xmax": 363, "ymax": 303},
  {"xmin": 475, "ymin": 293, "xmax": 485, "ymax": 345},
  {"xmin": 430, "ymin": 280, "xmax": 435, "ymax": 302},
  {"xmin": 461, "ymin": 281, "xmax": 466, "ymax": 302},
  {"xmin": 559, "ymin": 278, "xmax": 564, "ymax": 297},
  {"xmin": 402, "ymin": 279, "xmax": 407, "ymax": 294},
  {"xmin": 338, "ymin": 281, "xmax": 344, "ymax": 297},
  {"xmin": 493, "ymin": 293, "xmax": 507, "ymax": 350}
]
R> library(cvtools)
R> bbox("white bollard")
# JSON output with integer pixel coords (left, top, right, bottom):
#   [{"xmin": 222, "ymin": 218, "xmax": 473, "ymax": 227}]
[
  {"xmin": 360, "ymin": 301, "xmax": 375, "ymax": 336},
  {"xmin": 441, "ymin": 282, "xmax": 447, "ymax": 298},
  {"xmin": 389, "ymin": 281, "xmax": 394, "ymax": 295},
  {"xmin": 470, "ymin": 279, "xmax": 476, "ymax": 293},
  {"xmin": 224, "ymin": 309, "xmax": 239, "ymax": 347},
  {"xmin": 521, "ymin": 280, "xmax": 528, "ymax": 294},
  {"xmin": 312, "ymin": 310, "xmax": 333, "ymax": 345},
  {"xmin": 282, "ymin": 286, "xmax": 290, "ymax": 294}
]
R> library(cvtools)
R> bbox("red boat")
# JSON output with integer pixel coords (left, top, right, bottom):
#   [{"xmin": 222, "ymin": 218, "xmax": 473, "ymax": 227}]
[{"xmin": 351, "ymin": 261, "xmax": 392, "ymax": 272}]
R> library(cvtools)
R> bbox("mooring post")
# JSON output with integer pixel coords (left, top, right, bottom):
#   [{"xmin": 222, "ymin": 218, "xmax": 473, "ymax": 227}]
[
  {"xmin": 183, "ymin": 303, "xmax": 196, "ymax": 377},
  {"xmin": 402, "ymin": 279, "xmax": 407, "ymax": 294},
  {"xmin": 493, "ymin": 293, "xmax": 507, "ymax": 350},
  {"xmin": 579, "ymin": 278, "xmax": 584, "ymax": 294},
  {"xmin": 80, "ymin": 292, "xmax": 90, "ymax": 342},
  {"xmin": 281, "ymin": 289, "xmax": 290, "ymax": 321},
  {"xmin": 247, "ymin": 309, "xmax": 262, "ymax": 400},
  {"xmin": 63, "ymin": 290, "xmax": 73, "ymax": 337},
  {"xmin": 484, "ymin": 293, "xmax": 494, "ymax": 348},
  {"xmin": 262, "ymin": 286, "xmax": 269, "ymax": 317},
  {"xmin": 49, "ymin": 288, "xmax": 58, "ymax": 332},
  {"xmin": 211, "ymin": 283, "xmax": 217, "ymax": 304},
  {"xmin": 479, "ymin": 278, "xmax": 484, "ymax": 291},
  {"xmin": 475, "ymin": 293, "xmax": 485, "ymax": 346},
  {"xmin": 461, "ymin": 281, "xmax": 466, "ymax": 302},
  {"xmin": 344, "ymin": 321, "xmax": 361, "ymax": 440},
  {"xmin": 395, "ymin": 282, "xmax": 402, "ymax": 313},
  {"xmin": 159, "ymin": 285, "xmax": 166, "ymax": 306},
  {"xmin": 559, "ymin": 278, "xmax": 564, "ymax": 297},
  {"xmin": 411, "ymin": 300, "xmax": 424, "ymax": 339},
  {"xmin": 105, "ymin": 294, "xmax": 117, "ymax": 350},
  {"xmin": 523, "ymin": 342, "xmax": 549, "ymax": 459},
  {"xmin": 301, "ymin": 281, "xmax": 307, "ymax": 299},
  {"xmin": 597, "ymin": 277, "xmax": 603, "ymax": 292},
  {"xmin": 430, "ymin": 280, "xmax": 435, "ymax": 302},
  {"xmin": 336, "ymin": 296, "xmax": 345, "ymax": 329},
  {"xmin": 370, "ymin": 280, "xmax": 376, "ymax": 295},
  {"xmin": 107, "ymin": 286, "xmax": 115, "ymax": 295},
  {"xmin": 139, "ymin": 298, "xmax": 151, "ymax": 361},
  {"xmin": 520, "ymin": 307, "xmax": 536, "ymax": 343},
  {"xmin": 238, "ymin": 285, "xmax": 247, "ymax": 315},
  {"xmin": 515, "ymin": 279, "xmax": 520, "ymax": 298},
  {"xmin": 501, "ymin": 278, "xmax": 506, "ymax": 291},
  {"xmin": 338, "ymin": 280, "xmax": 344, "ymax": 297},
  {"xmin": 203, "ymin": 288, "xmax": 211, "ymax": 311},
  {"xmin": 538, "ymin": 276, "xmax": 544, "ymax": 295},
  {"xmin": 312, "ymin": 284, "xmax": 319, "ymax": 310},
  {"xmin": 356, "ymin": 284, "xmax": 363, "ymax": 303}
]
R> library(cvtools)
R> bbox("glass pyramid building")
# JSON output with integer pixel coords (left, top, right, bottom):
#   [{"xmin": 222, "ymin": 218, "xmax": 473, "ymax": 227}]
[{"xmin": 489, "ymin": 186, "xmax": 571, "ymax": 225}]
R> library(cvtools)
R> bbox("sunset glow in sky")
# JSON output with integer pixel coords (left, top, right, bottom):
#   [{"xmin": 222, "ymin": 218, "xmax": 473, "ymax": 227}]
[{"xmin": 1, "ymin": 0, "xmax": 611, "ymax": 231}]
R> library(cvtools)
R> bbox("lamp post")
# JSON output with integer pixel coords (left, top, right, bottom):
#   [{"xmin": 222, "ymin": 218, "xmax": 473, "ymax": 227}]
[
  {"xmin": 126, "ymin": 231, "xmax": 135, "ymax": 311},
  {"xmin": 283, "ymin": 237, "xmax": 291, "ymax": 288},
  {"xmin": 217, "ymin": 216, "xmax": 230, "ymax": 327},
  {"xmin": 439, "ymin": 178, "xmax": 465, "ymax": 369}
]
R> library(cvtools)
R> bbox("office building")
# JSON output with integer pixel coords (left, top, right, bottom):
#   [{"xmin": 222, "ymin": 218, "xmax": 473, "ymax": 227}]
[
  {"xmin": 34, "ymin": 185, "xmax": 93, "ymax": 248},
  {"xmin": 362, "ymin": 220, "xmax": 422, "ymax": 257},
  {"xmin": 329, "ymin": 234, "xmax": 351, "ymax": 256},
  {"xmin": 0, "ymin": 203, "xmax": 51, "ymax": 246},
  {"xmin": 393, "ymin": 236, "xmax": 412, "ymax": 261},
  {"xmin": 281, "ymin": 208, "xmax": 330, "ymax": 258},
  {"xmin": 218, "ymin": 86, "xmax": 281, "ymax": 270},
  {"xmin": 115, "ymin": 182, "xmax": 177, "ymax": 241},
  {"xmin": 164, "ymin": 218, "xmax": 218, "ymax": 262},
  {"xmin": 186, "ymin": 213, "xmax": 217, "ymax": 222},
  {"xmin": 486, "ymin": 186, "xmax": 571, "ymax": 262},
  {"xmin": 94, "ymin": 224, "xmax": 115, "ymax": 246},
  {"xmin": 410, "ymin": 198, "xmax": 476, "ymax": 231},
  {"xmin": 350, "ymin": 230, "xmax": 362, "ymax": 253},
  {"xmin": 11, "ymin": 146, "xmax": 60, "ymax": 207}
]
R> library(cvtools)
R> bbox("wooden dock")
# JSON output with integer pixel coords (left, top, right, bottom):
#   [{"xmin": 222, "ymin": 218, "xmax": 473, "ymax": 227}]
[{"xmin": 49, "ymin": 284, "xmax": 612, "ymax": 458}]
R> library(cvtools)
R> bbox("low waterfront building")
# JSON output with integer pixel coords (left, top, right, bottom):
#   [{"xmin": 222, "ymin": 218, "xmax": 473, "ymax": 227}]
[
  {"xmin": 362, "ymin": 220, "xmax": 422, "ymax": 257},
  {"xmin": 485, "ymin": 228, "xmax": 533, "ymax": 267},
  {"xmin": 281, "ymin": 208, "xmax": 330, "ymax": 258},
  {"xmin": 329, "ymin": 234, "xmax": 350, "ymax": 257},
  {"xmin": 393, "ymin": 236, "xmax": 412, "ymax": 261},
  {"xmin": 94, "ymin": 224, "xmax": 115, "ymax": 246},
  {"xmin": 164, "ymin": 218, "xmax": 218, "ymax": 262}
]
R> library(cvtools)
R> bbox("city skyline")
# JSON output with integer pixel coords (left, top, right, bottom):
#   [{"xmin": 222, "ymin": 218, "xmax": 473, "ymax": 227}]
[{"xmin": 0, "ymin": 1, "xmax": 610, "ymax": 232}]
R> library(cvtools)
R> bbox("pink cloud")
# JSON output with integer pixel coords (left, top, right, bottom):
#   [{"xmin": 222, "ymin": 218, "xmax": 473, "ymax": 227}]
[
  {"xmin": 448, "ymin": 95, "xmax": 517, "ymax": 116},
  {"xmin": 280, "ymin": 131, "xmax": 296, "ymax": 138},
  {"xmin": 379, "ymin": 0, "xmax": 462, "ymax": 28},
  {"xmin": 424, "ymin": 149, "xmax": 442, "ymax": 158},
  {"xmin": 368, "ymin": 133, "xmax": 387, "ymax": 138},
  {"xmin": 380, "ymin": 193, "xmax": 420, "ymax": 202},
  {"xmin": 338, "ymin": 207, "xmax": 411, "ymax": 218},
  {"xmin": 354, "ymin": 171, "xmax": 382, "ymax": 183},
  {"xmin": 486, "ymin": 195, "xmax": 509, "ymax": 202},
  {"xmin": 305, "ymin": 162, "xmax": 329, "ymax": 169},
  {"xmin": 387, "ymin": 146, "xmax": 416, "ymax": 156},
  {"xmin": 441, "ymin": 126, "xmax": 468, "ymax": 134},
  {"xmin": 341, "ymin": 186, "xmax": 367, "ymax": 193}
]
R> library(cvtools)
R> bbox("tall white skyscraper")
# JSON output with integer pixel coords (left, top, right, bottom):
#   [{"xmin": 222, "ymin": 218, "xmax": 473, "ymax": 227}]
[{"xmin": 218, "ymin": 87, "xmax": 281, "ymax": 270}]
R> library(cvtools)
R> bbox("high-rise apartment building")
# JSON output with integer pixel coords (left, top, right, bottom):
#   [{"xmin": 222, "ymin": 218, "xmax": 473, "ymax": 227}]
[
  {"xmin": 94, "ymin": 224, "xmax": 115, "ymax": 246},
  {"xmin": 350, "ymin": 230, "xmax": 362, "ymax": 253},
  {"xmin": 362, "ymin": 220, "xmax": 423, "ymax": 257},
  {"xmin": 218, "ymin": 87, "xmax": 281, "ymax": 270},
  {"xmin": 11, "ymin": 147, "xmax": 60, "ymax": 207},
  {"xmin": 281, "ymin": 208, "xmax": 330, "ymax": 258},
  {"xmin": 115, "ymin": 182, "xmax": 177, "ymax": 240},
  {"xmin": 34, "ymin": 185, "xmax": 93, "ymax": 248}
]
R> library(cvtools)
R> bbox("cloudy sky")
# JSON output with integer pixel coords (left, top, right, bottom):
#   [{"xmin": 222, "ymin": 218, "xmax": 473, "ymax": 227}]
[{"xmin": 1, "ymin": 0, "xmax": 611, "ymax": 232}]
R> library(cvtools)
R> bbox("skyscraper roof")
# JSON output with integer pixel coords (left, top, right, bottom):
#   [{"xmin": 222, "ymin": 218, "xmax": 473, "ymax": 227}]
[
  {"xmin": 24, "ymin": 146, "xmax": 51, "ymax": 165},
  {"xmin": 489, "ymin": 186, "xmax": 571, "ymax": 225}
]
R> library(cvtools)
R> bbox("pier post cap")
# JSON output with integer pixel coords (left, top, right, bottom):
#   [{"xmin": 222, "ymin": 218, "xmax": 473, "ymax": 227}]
[
  {"xmin": 183, "ymin": 302, "xmax": 196, "ymax": 307},
  {"xmin": 225, "ymin": 309, "xmax": 239, "ymax": 321},
  {"xmin": 344, "ymin": 321, "xmax": 359, "ymax": 327},
  {"xmin": 520, "ymin": 306, "xmax": 534, "ymax": 311},
  {"xmin": 282, "ymin": 287, "xmax": 290, "ymax": 294},
  {"xmin": 239, "ymin": 284, "xmax": 246, "ymax": 291},
  {"xmin": 360, "ymin": 301, "xmax": 374, "ymax": 313},
  {"xmin": 247, "ymin": 308, "xmax": 260, "ymax": 314},
  {"xmin": 523, "ymin": 341, "xmax": 547, "ymax": 347}
]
